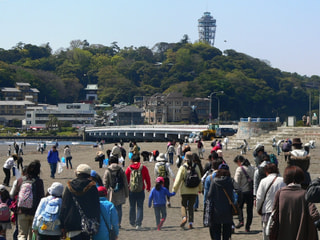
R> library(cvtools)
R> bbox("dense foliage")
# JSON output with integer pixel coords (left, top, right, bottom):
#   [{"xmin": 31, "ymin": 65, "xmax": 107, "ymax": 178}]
[{"xmin": 0, "ymin": 38, "xmax": 319, "ymax": 121}]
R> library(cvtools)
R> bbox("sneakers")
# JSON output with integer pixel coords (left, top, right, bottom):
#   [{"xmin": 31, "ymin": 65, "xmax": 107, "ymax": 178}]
[
  {"xmin": 167, "ymin": 202, "xmax": 171, "ymax": 207},
  {"xmin": 235, "ymin": 222, "xmax": 244, "ymax": 229},
  {"xmin": 188, "ymin": 223, "xmax": 194, "ymax": 229},
  {"xmin": 157, "ymin": 218, "xmax": 165, "ymax": 230},
  {"xmin": 136, "ymin": 225, "xmax": 141, "ymax": 230},
  {"xmin": 245, "ymin": 228, "xmax": 250, "ymax": 232},
  {"xmin": 180, "ymin": 217, "xmax": 187, "ymax": 227}
]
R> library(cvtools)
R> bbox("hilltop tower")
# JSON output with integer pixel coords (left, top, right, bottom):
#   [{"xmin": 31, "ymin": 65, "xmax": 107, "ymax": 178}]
[{"xmin": 198, "ymin": 12, "xmax": 216, "ymax": 46}]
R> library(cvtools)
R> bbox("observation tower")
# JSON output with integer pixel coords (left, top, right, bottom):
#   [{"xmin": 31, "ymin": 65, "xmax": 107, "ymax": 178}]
[{"xmin": 198, "ymin": 12, "xmax": 217, "ymax": 46}]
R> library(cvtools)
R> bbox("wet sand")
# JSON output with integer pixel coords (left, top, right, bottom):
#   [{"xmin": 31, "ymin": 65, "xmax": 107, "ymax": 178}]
[{"xmin": 3, "ymin": 139, "xmax": 320, "ymax": 240}]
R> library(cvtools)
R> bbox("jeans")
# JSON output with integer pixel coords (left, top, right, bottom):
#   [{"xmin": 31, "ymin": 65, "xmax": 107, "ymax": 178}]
[
  {"xmin": 50, "ymin": 163, "xmax": 57, "ymax": 178},
  {"xmin": 154, "ymin": 205, "xmax": 167, "ymax": 226},
  {"xmin": 209, "ymin": 223, "xmax": 232, "ymax": 240},
  {"xmin": 168, "ymin": 152, "xmax": 174, "ymax": 165},
  {"xmin": 238, "ymin": 191, "xmax": 253, "ymax": 230},
  {"xmin": 66, "ymin": 157, "xmax": 72, "ymax": 169},
  {"xmin": 115, "ymin": 204, "xmax": 123, "ymax": 226},
  {"xmin": 194, "ymin": 195, "xmax": 199, "ymax": 209},
  {"xmin": 3, "ymin": 167, "xmax": 10, "ymax": 186},
  {"xmin": 181, "ymin": 194, "xmax": 197, "ymax": 223},
  {"xmin": 129, "ymin": 191, "xmax": 145, "ymax": 226}
]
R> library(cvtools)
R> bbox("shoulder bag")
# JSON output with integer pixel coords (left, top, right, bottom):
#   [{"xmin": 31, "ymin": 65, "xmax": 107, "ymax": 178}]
[
  {"xmin": 101, "ymin": 209, "xmax": 116, "ymax": 240},
  {"xmin": 222, "ymin": 188, "xmax": 239, "ymax": 216},
  {"xmin": 72, "ymin": 195, "xmax": 100, "ymax": 236},
  {"xmin": 258, "ymin": 176, "xmax": 278, "ymax": 215}
]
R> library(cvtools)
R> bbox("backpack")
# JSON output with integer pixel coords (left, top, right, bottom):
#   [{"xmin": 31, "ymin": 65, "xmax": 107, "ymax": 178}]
[
  {"xmin": 158, "ymin": 163, "xmax": 167, "ymax": 178},
  {"xmin": 18, "ymin": 180, "xmax": 34, "ymax": 209},
  {"xmin": 36, "ymin": 197, "xmax": 62, "ymax": 232},
  {"xmin": 184, "ymin": 164, "xmax": 201, "ymax": 188},
  {"xmin": 197, "ymin": 141, "xmax": 203, "ymax": 149},
  {"xmin": 129, "ymin": 165, "xmax": 144, "ymax": 192},
  {"xmin": 0, "ymin": 199, "xmax": 10, "ymax": 221},
  {"xmin": 108, "ymin": 169, "xmax": 124, "ymax": 193}
]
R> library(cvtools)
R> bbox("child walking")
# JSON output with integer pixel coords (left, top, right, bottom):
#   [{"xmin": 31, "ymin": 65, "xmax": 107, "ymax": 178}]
[{"xmin": 148, "ymin": 177, "xmax": 176, "ymax": 230}]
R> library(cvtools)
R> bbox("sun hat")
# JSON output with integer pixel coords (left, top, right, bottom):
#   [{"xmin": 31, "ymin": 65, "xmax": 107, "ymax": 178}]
[
  {"xmin": 76, "ymin": 164, "xmax": 91, "ymax": 175},
  {"xmin": 48, "ymin": 182, "xmax": 64, "ymax": 197},
  {"xmin": 156, "ymin": 153, "xmax": 167, "ymax": 162}
]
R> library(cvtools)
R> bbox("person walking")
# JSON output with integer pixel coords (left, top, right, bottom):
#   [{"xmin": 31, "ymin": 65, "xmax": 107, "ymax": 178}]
[
  {"xmin": 233, "ymin": 155, "xmax": 255, "ymax": 232},
  {"xmin": 125, "ymin": 154, "xmax": 151, "ymax": 230},
  {"xmin": 207, "ymin": 163, "xmax": 234, "ymax": 240},
  {"xmin": 60, "ymin": 164, "xmax": 100, "ymax": 240},
  {"xmin": 269, "ymin": 166, "xmax": 320, "ymax": 240},
  {"xmin": 256, "ymin": 163, "xmax": 285, "ymax": 240},
  {"xmin": 197, "ymin": 139, "xmax": 204, "ymax": 159},
  {"xmin": 103, "ymin": 156, "xmax": 129, "ymax": 228},
  {"xmin": 47, "ymin": 145, "xmax": 60, "ymax": 179},
  {"xmin": 32, "ymin": 182, "xmax": 64, "ymax": 240},
  {"xmin": 166, "ymin": 142, "xmax": 176, "ymax": 165},
  {"xmin": 2, "ymin": 155, "xmax": 17, "ymax": 186},
  {"xmin": 93, "ymin": 186, "xmax": 119, "ymax": 240},
  {"xmin": 17, "ymin": 160, "xmax": 45, "ymax": 240},
  {"xmin": 148, "ymin": 177, "xmax": 176, "ymax": 230},
  {"xmin": 64, "ymin": 145, "xmax": 73, "ymax": 169},
  {"xmin": 172, "ymin": 151, "xmax": 202, "ymax": 229},
  {"xmin": 154, "ymin": 153, "xmax": 175, "ymax": 207}
]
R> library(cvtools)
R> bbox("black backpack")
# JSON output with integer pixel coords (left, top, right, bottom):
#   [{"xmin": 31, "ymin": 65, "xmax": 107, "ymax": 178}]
[
  {"xmin": 184, "ymin": 164, "xmax": 201, "ymax": 188},
  {"xmin": 108, "ymin": 169, "xmax": 124, "ymax": 192}
]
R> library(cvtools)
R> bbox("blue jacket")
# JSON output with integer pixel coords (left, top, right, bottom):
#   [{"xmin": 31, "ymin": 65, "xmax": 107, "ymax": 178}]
[
  {"xmin": 204, "ymin": 171, "xmax": 217, "ymax": 203},
  {"xmin": 148, "ymin": 186, "xmax": 175, "ymax": 208},
  {"xmin": 93, "ymin": 197, "xmax": 119, "ymax": 240},
  {"xmin": 47, "ymin": 149, "xmax": 59, "ymax": 164}
]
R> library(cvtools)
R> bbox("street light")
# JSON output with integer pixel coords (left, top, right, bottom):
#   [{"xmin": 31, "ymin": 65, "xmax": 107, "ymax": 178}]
[{"xmin": 209, "ymin": 91, "xmax": 224, "ymax": 124}]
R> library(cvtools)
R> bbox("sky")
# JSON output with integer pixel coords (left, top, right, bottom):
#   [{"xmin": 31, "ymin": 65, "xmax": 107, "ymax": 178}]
[{"xmin": 1, "ymin": 0, "xmax": 319, "ymax": 77}]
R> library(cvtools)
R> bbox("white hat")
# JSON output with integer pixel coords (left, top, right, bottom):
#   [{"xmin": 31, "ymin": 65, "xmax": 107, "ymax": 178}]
[
  {"xmin": 48, "ymin": 182, "xmax": 64, "ymax": 197},
  {"xmin": 156, "ymin": 153, "xmax": 167, "ymax": 162}
]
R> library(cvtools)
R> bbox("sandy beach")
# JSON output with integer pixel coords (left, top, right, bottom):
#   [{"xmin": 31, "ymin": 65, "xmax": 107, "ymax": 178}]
[{"xmin": 3, "ymin": 138, "xmax": 320, "ymax": 240}]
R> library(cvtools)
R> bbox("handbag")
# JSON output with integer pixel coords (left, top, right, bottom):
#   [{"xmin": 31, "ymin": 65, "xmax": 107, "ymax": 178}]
[
  {"xmin": 101, "ymin": 208, "xmax": 116, "ymax": 240},
  {"xmin": 72, "ymin": 195, "xmax": 100, "ymax": 236},
  {"xmin": 223, "ymin": 188, "xmax": 239, "ymax": 216},
  {"xmin": 258, "ymin": 176, "xmax": 278, "ymax": 215}
]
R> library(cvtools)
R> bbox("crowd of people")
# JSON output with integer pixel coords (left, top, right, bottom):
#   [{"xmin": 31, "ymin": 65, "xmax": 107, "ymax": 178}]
[{"xmin": 0, "ymin": 137, "xmax": 319, "ymax": 240}]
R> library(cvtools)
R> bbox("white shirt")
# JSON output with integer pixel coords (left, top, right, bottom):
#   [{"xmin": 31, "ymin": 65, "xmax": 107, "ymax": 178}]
[
  {"xmin": 3, "ymin": 157, "xmax": 15, "ymax": 169},
  {"xmin": 256, "ymin": 173, "xmax": 286, "ymax": 214}
]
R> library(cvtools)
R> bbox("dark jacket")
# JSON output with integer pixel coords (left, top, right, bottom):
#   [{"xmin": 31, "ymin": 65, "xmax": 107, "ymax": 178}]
[
  {"xmin": 306, "ymin": 177, "xmax": 320, "ymax": 203},
  {"xmin": 270, "ymin": 185, "xmax": 320, "ymax": 240},
  {"xmin": 207, "ymin": 176, "xmax": 234, "ymax": 224},
  {"xmin": 60, "ymin": 177, "xmax": 100, "ymax": 232}
]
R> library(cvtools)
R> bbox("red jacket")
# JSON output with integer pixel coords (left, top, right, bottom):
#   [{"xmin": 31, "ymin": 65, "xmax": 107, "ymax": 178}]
[{"xmin": 125, "ymin": 162, "xmax": 151, "ymax": 192}]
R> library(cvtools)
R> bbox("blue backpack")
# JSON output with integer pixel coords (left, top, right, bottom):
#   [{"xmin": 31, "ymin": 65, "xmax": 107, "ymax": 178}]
[{"xmin": 36, "ymin": 197, "xmax": 62, "ymax": 232}]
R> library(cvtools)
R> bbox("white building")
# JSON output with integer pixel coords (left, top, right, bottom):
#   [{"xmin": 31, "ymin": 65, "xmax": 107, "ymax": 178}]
[{"xmin": 24, "ymin": 103, "xmax": 95, "ymax": 129}]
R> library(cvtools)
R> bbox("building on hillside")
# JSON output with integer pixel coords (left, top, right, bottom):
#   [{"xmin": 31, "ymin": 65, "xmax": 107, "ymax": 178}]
[
  {"xmin": 113, "ymin": 105, "xmax": 144, "ymax": 126},
  {"xmin": 0, "ymin": 100, "xmax": 35, "ymax": 127},
  {"xmin": 198, "ymin": 12, "xmax": 217, "ymax": 46},
  {"xmin": 24, "ymin": 103, "xmax": 95, "ymax": 129},
  {"xmin": 143, "ymin": 92, "xmax": 209, "ymax": 124},
  {"xmin": 84, "ymin": 84, "xmax": 98, "ymax": 102},
  {"xmin": 1, "ymin": 82, "xmax": 39, "ymax": 104}
]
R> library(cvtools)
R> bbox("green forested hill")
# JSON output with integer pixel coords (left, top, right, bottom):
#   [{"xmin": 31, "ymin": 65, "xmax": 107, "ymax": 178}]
[{"xmin": 0, "ymin": 39, "xmax": 319, "ymax": 121}]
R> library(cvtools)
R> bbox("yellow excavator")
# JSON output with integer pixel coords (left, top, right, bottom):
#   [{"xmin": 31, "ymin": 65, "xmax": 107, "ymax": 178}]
[{"xmin": 199, "ymin": 124, "xmax": 219, "ymax": 140}]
